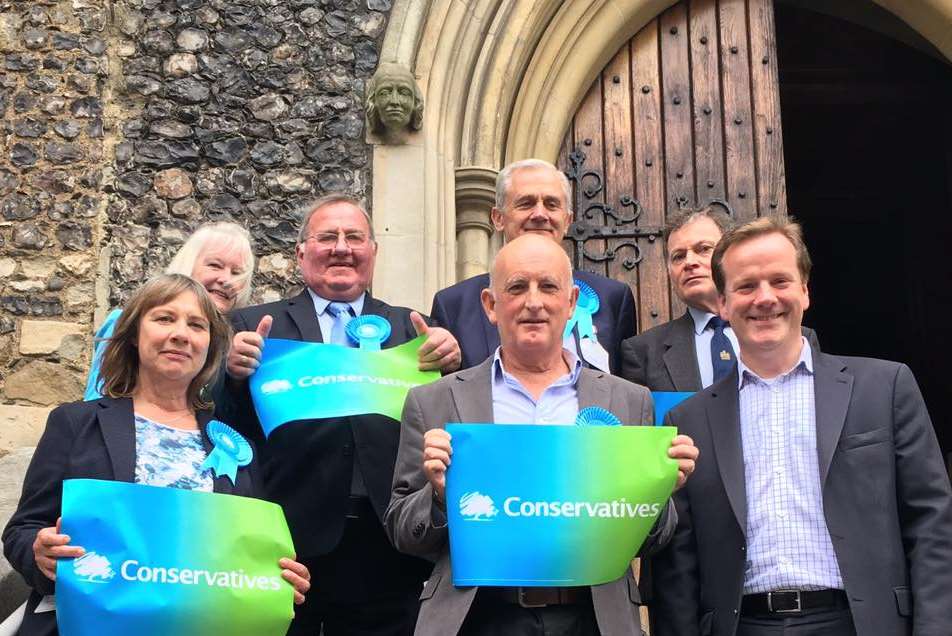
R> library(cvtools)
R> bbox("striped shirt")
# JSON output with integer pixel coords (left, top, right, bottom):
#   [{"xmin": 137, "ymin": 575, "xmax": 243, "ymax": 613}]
[{"xmin": 738, "ymin": 338, "xmax": 843, "ymax": 593}]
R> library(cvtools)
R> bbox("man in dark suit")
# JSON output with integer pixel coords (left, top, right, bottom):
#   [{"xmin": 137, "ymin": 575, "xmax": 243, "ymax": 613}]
[
  {"xmin": 222, "ymin": 194, "xmax": 462, "ymax": 635},
  {"xmin": 620, "ymin": 207, "xmax": 817, "ymax": 391},
  {"xmin": 431, "ymin": 159, "xmax": 636, "ymax": 374},
  {"xmin": 652, "ymin": 217, "xmax": 952, "ymax": 635},
  {"xmin": 386, "ymin": 233, "xmax": 699, "ymax": 635}
]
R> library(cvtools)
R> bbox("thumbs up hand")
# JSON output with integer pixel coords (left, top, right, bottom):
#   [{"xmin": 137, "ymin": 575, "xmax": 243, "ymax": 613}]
[
  {"xmin": 412, "ymin": 311, "xmax": 461, "ymax": 373},
  {"xmin": 226, "ymin": 315, "xmax": 273, "ymax": 380}
]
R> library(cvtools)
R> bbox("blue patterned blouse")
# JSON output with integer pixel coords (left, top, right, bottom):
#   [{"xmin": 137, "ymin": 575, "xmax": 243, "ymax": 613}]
[{"xmin": 134, "ymin": 414, "xmax": 214, "ymax": 492}]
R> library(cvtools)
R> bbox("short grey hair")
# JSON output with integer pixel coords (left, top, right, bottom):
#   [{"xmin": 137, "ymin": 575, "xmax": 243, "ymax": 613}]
[
  {"xmin": 296, "ymin": 194, "xmax": 376, "ymax": 244},
  {"xmin": 494, "ymin": 159, "xmax": 572, "ymax": 211},
  {"xmin": 165, "ymin": 222, "xmax": 256, "ymax": 309}
]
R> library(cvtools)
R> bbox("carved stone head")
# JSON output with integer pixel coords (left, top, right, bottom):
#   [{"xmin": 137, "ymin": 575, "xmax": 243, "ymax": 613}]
[{"xmin": 365, "ymin": 63, "xmax": 424, "ymax": 143}]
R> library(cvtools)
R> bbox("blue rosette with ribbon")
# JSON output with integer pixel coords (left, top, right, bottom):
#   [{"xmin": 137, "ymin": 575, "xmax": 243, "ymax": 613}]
[
  {"xmin": 200, "ymin": 420, "xmax": 253, "ymax": 485},
  {"xmin": 564, "ymin": 279, "xmax": 600, "ymax": 340},
  {"xmin": 346, "ymin": 315, "xmax": 392, "ymax": 350},
  {"xmin": 575, "ymin": 406, "xmax": 622, "ymax": 426}
]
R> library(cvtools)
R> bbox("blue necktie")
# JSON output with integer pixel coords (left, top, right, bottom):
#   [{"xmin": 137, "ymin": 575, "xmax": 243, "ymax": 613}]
[
  {"xmin": 327, "ymin": 302, "xmax": 353, "ymax": 346},
  {"xmin": 708, "ymin": 316, "xmax": 736, "ymax": 382},
  {"xmin": 327, "ymin": 301, "xmax": 367, "ymax": 497}
]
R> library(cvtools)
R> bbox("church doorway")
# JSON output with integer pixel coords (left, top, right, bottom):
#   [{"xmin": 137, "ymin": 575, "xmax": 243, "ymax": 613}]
[{"xmin": 776, "ymin": 1, "xmax": 952, "ymax": 463}]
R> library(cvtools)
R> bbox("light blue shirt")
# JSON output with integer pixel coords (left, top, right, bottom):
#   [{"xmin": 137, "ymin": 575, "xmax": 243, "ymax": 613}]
[
  {"xmin": 306, "ymin": 289, "xmax": 366, "ymax": 342},
  {"xmin": 738, "ymin": 338, "xmax": 843, "ymax": 593},
  {"xmin": 689, "ymin": 306, "xmax": 739, "ymax": 389},
  {"xmin": 490, "ymin": 347, "xmax": 582, "ymax": 425}
]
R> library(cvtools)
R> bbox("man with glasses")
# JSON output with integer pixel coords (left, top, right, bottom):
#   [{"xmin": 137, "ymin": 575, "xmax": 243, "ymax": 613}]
[{"xmin": 221, "ymin": 194, "xmax": 462, "ymax": 635}]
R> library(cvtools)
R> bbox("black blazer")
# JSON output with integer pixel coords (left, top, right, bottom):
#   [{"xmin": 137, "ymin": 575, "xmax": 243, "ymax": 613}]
[
  {"xmin": 651, "ymin": 352, "xmax": 952, "ymax": 636},
  {"xmin": 1, "ymin": 397, "xmax": 259, "ymax": 636},
  {"xmin": 620, "ymin": 310, "xmax": 821, "ymax": 391},
  {"xmin": 220, "ymin": 290, "xmax": 434, "ymax": 559},
  {"xmin": 430, "ymin": 270, "xmax": 636, "ymax": 373}
]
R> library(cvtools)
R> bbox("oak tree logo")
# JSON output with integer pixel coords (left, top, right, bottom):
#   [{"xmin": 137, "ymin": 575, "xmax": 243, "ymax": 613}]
[
  {"xmin": 459, "ymin": 492, "xmax": 498, "ymax": 521},
  {"xmin": 260, "ymin": 379, "xmax": 293, "ymax": 395},
  {"xmin": 73, "ymin": 552, "xmax": 115, "ymax": 583}
]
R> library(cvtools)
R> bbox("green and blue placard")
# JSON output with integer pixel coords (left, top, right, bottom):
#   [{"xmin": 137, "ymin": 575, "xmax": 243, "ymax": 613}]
[
  {"xmin": 249, "ymin": 336, "xmax": 439, "ymax": 436},
  {"xmin": 57, "ymin": 479, "xmax": 295, "ymax": 636},
  {"xmin": 445, "ymin": 424, "xmax": 678, "ymax": 587},
  {"xmin": 651, "ymin": 392, "xmax": 695, "ymax": 426}
]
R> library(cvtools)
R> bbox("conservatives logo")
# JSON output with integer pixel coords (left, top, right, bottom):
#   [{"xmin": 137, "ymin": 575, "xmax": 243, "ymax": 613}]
[
  {"xmin": 260, "ymin": 379, "xmax": 293, "ymax": 395},
  {"xmin": 72, "ymin": 549, "xmax": 282, "ymax": 592},
  {"xmin": 458, "ymin": 493, "xmax": 662, "ymax": 521},
  {"xmin": 73, "ymin": 552, "xmax": 115, "ymax": 583},
  {"xmin": 459, "ymin": 492, "xmax": 499, "ymax": 521}
]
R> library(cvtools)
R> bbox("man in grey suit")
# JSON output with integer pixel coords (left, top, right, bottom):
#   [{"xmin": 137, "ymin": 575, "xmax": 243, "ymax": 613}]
[
  {"xmin": 652, "ymin": 217, "xmax": 952, "ymax": 635},
  {"xmin": 620, "ymin": 207, "xmax": 819, "ymax": 392},
  {"xmin": 385, "ymin": 233, "xmax": 699, "ymax": 636}
]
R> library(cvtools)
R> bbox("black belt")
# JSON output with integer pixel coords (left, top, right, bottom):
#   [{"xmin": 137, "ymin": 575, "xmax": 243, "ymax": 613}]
[
  {"xmin": 344, "ymin": 496, "xmax": 375, "ymax": 520},
  {"xmin": 741, "ymin": 589, "xmax": 848, "ymax": 615},
  {"xmin": 480, "ymin": 586, "xmax": 590, "ymax": 608}
]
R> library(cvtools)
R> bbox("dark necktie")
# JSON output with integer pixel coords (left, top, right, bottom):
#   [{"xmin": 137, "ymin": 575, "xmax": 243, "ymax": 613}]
[{"xmin": 708, "ymin": 316, "xmax": 736, "ymax": 382}]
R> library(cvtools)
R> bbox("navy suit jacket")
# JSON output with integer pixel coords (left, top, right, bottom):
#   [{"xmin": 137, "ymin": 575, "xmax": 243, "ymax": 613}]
[
  {"xmin": 651, "ymin": 353, "xmax": 952, "ymax": 636},
  {"xmin": 2, "ymin": 397, "xmax": 258, "ymax": 636},
  {"xmin": 430, "ymin": 270, "xmax": 636, "ymax": 373}
]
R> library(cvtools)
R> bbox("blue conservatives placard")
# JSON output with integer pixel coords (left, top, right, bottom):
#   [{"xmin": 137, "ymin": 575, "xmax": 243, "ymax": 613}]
[
  {"xmin": 249, "ymin": 337, "xmax": 439, "ymax": 437},
  {"xmin": 57, "ymin": 479, "xmax": 294, "ymax": 636},
  {"xmin": 651, "ymin": 392, "xmax": 695, "ymax": 426},
  {"xmin": 445, "ymin": 424, "xmax": 677, "ymax": 587}
]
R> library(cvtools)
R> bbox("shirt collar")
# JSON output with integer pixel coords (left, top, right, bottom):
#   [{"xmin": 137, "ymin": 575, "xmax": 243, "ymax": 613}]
[
  {"xmin": 737, "ymin": 336, "xmax": 814, "ymax": 389},
  {"xmin": 688, "ymin": 305, "xmax": 719, "ymax": 336},
  {"xmin": 491, "ymin": 346, "xmax": 583, "ymax": 388},
  {"xmin": 307, "ymin": 288, "xmax": 366, "ymax": 317}
]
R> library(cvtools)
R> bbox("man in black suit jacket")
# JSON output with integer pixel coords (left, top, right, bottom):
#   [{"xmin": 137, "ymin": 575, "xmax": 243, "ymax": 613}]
[
  {"xmin": 431, "ymin": 159, "xmax": 636, "ymax": 374},
  {"xmin": 652, "ymin": 217, "xmax": 952, "ymax": 635},
  {"xmin": 222, "ymin": 195, "xmax": 462, "ymax": 636},
  {"xmin": 620, "ymin": 206, "xmax": 817, "ymax": 392}
]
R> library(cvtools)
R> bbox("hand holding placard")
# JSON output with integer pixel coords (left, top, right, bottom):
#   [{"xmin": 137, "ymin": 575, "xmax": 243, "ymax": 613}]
[
  {"xmin": 33, "ymin": 517, "xmax": 85, "ymax": 582},
  {"xmin": 423, "ymin": 428, "xmax": 453, "ymax": 502},
  {"xmin": 668, "ymin": 434, "xmax": 698, "ymax": 490}
]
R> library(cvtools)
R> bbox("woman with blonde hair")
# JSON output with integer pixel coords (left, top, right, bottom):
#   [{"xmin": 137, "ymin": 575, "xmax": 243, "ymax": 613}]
[{"xmin": 84, "ymin": 222, "xmax": 255, "ymax": 400}]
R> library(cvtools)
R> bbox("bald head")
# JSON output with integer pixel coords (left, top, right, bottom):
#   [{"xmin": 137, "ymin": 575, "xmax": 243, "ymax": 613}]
[
  {"xmin": 490, "ymin": 234, "xmax": 573, "ymax": 291},
  {"xmin": 482, "ymin": 234, "xmax": 577, "ymax": 362}
]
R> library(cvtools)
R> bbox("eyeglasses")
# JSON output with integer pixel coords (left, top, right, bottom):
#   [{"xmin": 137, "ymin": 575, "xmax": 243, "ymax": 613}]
[{"xmin": 304, "ymin": 231, "xmax": 371, "ymax": 249}]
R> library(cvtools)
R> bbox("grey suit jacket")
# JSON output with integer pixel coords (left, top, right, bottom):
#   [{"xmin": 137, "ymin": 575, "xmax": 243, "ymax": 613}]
[
  {"xmin": 651, "ymin": 351, "xmax": 952, "ymax": 636},
  {"xmin": 385, "ymin": 357, "xmax": 677, "ymax": 636},
  {"xmin": 619, "ymin": 311, "xmax": 821, "ymax": 391}
]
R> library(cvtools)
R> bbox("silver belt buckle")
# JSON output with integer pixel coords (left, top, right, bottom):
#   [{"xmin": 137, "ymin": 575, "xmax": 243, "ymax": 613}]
[
  {"xmin": 768, "ymin": 590, "xmax": 802, "ymax": 613},
  {"xmin": 517, "ymin": 587, "xmax": 547, "ymax": 609}
]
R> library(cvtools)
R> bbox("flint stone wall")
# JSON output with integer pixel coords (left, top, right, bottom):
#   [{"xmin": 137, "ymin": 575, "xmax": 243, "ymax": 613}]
[{"xmin": 0, "ymin": 0, "xmax": 391, "ymax": 455}]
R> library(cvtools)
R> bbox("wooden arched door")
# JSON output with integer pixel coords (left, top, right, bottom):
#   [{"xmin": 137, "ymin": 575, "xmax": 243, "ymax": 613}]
[{"xmin": 558, "ymin": 0, "xmax": 786, "ymax": 333}]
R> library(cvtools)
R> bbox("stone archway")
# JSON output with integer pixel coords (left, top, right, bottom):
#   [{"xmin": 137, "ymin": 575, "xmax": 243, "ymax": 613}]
[{"xmin": 370, "ymin": 0, "xmax": 952, "ymax": 309}]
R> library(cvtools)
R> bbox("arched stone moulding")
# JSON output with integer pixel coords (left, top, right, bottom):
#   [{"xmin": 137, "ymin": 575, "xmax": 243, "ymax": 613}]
[{"xmin": 371, "ymin": 0, "xmax": 952, "ymax": 310}]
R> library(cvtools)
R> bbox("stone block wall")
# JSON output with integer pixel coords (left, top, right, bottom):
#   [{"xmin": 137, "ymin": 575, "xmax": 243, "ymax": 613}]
[{"xmin": 0, "ymin": 0, "xmax": 391, "ymax": 454}]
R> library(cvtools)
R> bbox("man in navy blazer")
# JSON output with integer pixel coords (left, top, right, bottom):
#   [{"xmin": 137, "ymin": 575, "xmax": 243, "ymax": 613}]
[
  {"xmin": 651, "ymin": 217, "xmax": 952, "ymax": 635},
  {"xmin": 431, "ymin": 159, "xmax": 636, "ymax": 374}
]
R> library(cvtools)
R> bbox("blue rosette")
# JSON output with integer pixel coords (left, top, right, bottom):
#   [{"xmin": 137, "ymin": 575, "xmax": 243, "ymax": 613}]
[
  {"xmin": 346, "ymin": 315, "xmax": 392, "ymax": 350},
  {"xmin": 575, "ymin": 406, "xmax": 622, "ymax": 427},
  {"xmin": 200, "ymin": 420, "xmax": 253, "ymax": 485},
  {"xmin": 564, "ymin": 278, "xmax": 601, "ymax": 340}
]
